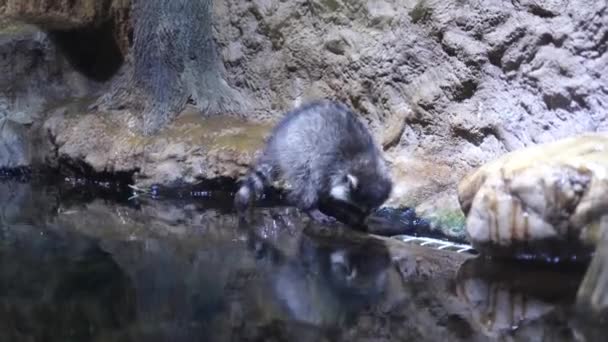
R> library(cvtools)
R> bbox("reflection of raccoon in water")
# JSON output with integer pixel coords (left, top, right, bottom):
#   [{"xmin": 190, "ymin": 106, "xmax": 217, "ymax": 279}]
[{"xmin": 234, "ymin": 100, "xmax": 393, "ymax": 227}]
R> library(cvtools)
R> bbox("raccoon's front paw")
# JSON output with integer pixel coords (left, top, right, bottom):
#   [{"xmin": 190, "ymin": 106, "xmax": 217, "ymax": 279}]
[{"xmin": 306, "ymin": 209, "xmax": 338, "ymax": 225}]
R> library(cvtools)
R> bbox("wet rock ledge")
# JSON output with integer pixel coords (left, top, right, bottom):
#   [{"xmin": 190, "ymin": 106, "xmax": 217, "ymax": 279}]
[{"xmin": 43, "ymin": 101, "xmax": 273, "ymax": 187}]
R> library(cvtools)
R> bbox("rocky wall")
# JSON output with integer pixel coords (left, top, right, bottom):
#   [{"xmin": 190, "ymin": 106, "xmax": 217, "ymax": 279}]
[
  {"xmin": 0, "ymin": 0, "xmax": 606, "ymax": 221},
  {"xmin": 211, "ymin": 0, "xmax": 608, "ymax": 213}
]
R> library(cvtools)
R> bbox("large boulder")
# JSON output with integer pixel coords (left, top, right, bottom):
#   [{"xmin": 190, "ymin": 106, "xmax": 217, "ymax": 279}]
[{"xmin": 458, "ymin": 133, "xmax": 608, "ymax": 261}]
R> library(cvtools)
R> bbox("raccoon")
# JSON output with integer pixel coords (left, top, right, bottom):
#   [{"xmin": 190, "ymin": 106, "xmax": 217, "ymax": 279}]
[{"xmin": 234, "ymin": 100, "xmax": 393, "ymax": 227}]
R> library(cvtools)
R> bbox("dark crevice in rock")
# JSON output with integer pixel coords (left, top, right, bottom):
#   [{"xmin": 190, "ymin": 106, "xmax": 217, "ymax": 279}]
[
  {"xmin": 537, "ymin": 32, "xmax": 555, "ymax": 47},
  {"xmin": 487, "ymin": 47, "xmax": 505, "ymax": 68},
  {"xmin": 528, "ymin": 5, "xmax": 558, "ymax": 19},
  {"xmin": 543, "ymin": 93, "xmax": 572, "ymax": 111},
  {"xmin": 463, "ymin": 59, "xmax": 484, "ymax": 75},
  {"xmin": 487, "ymin": 27, "xmax": 527, "ymax": 69},
  {"xmin": 48, "ymin": 19, "xmax": 124, "ymax": 82},
  {"xmin": 349, "ymin": 93, "xmax": 369, "ymax": 116},
  {"xmin": 452, "ymin": 79, "xmax": 478, "ymax": 102},
  {"xmin": 505, "ymin": 43, "xmax": 539, "ymax": 72},
  {"xmin": 406, "ymin": 114, "xmax": 433, "ymax": 128},
  {"xmin": 54, "ymin": 156, "xmax": 138, "ymax": 187},
  {"xmin": 452, "ymin": 126, "xmax": 497, "ymax": 146},
  {"xmin": 440, "ymin": 41, "xmax": 457, "ymax": 58},
  {"xmin": 570, "ymin": 91, "xmax": 590, "ymax": 110},
  {"xmin": 593, "ymin": 29, "xmax": 608, "ymax": 57}
]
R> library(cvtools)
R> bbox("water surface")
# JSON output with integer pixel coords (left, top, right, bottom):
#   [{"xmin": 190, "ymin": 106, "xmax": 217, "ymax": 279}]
[{"xmin": 0, "ymin": 180, "xmax": 604, "ymax": 341}]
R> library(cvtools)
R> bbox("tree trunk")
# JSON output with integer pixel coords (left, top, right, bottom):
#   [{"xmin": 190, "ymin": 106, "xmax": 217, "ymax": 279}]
[{"xmin": 93, "ymin": 0, "xmax": 243, "ymax": 135}]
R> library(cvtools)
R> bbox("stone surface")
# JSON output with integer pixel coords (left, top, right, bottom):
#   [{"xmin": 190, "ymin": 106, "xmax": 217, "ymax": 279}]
[
  {"xmin": 0, "ymin": 19, "xmax": 104, "ymax": 169},
  {"xmin": 457, "ymin": 133, "xmax": 608, "ymax": 261},
  {"xmin": 41, "ymin": 103, "xmax": 274, "ymax": 186}
]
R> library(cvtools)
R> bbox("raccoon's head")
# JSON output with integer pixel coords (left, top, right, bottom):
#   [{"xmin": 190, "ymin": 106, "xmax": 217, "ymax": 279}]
[
  {"xmin": 329, "ymin": 169, "xmax": 392, "ymax": 216},
  {"xmin": 327, "ymin": 247, "xmax": 390, "ymax": 296}
]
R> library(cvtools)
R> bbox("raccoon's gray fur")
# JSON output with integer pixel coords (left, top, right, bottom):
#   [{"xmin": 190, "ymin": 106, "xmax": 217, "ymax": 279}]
[{"xmin": 234, "ymin": 100, "xmax": 393, "ymax": 225}]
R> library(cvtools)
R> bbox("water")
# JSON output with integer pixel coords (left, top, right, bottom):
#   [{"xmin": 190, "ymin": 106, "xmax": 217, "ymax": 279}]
[{"xmin": 0, "ymin": 179, "xmax": 606, "ymax": 341}]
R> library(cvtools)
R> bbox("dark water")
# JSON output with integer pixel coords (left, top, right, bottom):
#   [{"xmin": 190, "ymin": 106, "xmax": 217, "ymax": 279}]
[{"xmin": 0, "ymin": 179, "xmax": 606, "ymax": 341}]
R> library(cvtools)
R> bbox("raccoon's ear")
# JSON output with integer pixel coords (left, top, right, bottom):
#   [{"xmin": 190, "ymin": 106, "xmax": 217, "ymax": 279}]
[{"xmin": 346, "ymin": 174, "xmax": 358, "ymax": 190}]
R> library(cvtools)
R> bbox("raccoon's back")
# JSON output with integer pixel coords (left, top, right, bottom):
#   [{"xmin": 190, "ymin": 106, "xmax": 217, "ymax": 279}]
[{"xmin": 265, "ymin": 101, "xmax": 376, "ymax": 169}]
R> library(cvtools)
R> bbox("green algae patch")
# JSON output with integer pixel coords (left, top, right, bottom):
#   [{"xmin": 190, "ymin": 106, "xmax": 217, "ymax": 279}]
[
  {"xmin": 0, "ymin": 19, "xmax": 38, "ymax": 35},
  {"xmin": 321, "ymin": 0, "xmax": 341, "ymax": 12},
  {"xmin": 424, "ymin": 209, "xmax": 467, "ymax": 241},
  {"xmin": 410, "ymin": 0, "xmax": 433, "ymax": 24}
]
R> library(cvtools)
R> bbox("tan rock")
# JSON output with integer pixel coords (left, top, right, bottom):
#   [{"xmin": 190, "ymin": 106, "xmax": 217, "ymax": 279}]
[
  {"xmin": 386, "ymin": 155, "xmax": 458, "ymax": 208},
  {"xmin": 42, "ymin": 103, "xmax": 274, "ymax": 187},
  {"xmin": 1, "ymin": 0, "xmax": 114, "ymax": 29},
  {"xmin": 457, "ymin": 133, "xmax": 608, "ymax": 260}
]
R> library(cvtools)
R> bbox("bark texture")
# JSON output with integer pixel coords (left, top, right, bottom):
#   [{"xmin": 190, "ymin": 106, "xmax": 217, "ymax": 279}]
[{"xmin": 93, "ymin": 0, "xmax": 243, "ymax": 135}]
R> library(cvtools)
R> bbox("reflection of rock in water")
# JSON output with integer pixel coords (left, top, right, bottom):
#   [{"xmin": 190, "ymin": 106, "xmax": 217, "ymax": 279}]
[
  {"xmin": 0, "ymin": 181, "xmax": 29, "ymax": 224},
  {"xmin": 455, "ymin": 257, "xmax": 585, "ymax": 340},
  {"xmin": 0, "ymin": 224, "xmax": 135, "ymax": 342},
  {"xmin": 574, "ymin": 216, "xmax": 608, "ymax": 342},
  {"xmin": 577, "ymin": 216, "xmax": 608, "ymax": 314},
  {"xmin": 0, "ymin": 180, "xmax": 59, "ymax": 226},
  {"xmin": 0, "ymin": 182, "xmax": 37, "ymax": 225}
]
